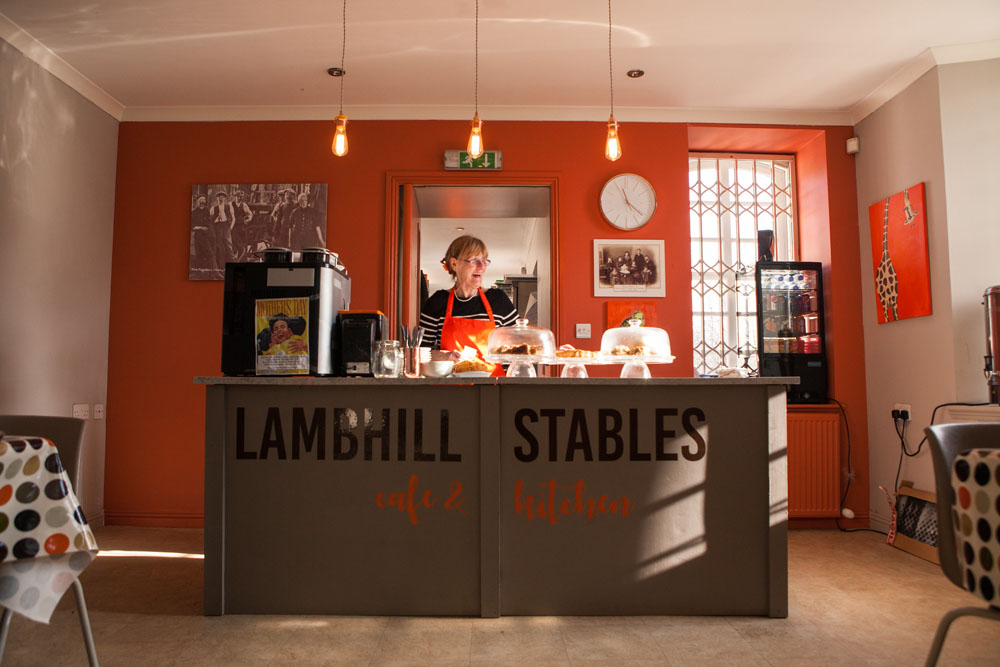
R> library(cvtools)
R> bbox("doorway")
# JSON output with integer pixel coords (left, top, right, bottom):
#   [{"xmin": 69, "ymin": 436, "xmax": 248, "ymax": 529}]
[
  {"xmin": 384, "ymin": 171, "xmax": 560, "ymax": 340},
  {"xmin": 415, "ymin": 185, "xmax": 550, "ymax": 328}
]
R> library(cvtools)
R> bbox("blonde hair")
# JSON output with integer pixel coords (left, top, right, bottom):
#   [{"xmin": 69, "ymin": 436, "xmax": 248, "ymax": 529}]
[{"xmin": 441, "ymin": 235, "xmax": 488, "ymax": 279}]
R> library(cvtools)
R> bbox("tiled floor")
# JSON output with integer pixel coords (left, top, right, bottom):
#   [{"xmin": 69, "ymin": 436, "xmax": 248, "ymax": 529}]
[{"xmin": 2, "ymin": 526, "xmax": 999, "ymax": 666}]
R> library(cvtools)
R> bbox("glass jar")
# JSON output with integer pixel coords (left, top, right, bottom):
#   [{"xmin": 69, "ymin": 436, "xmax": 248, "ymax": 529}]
[{"xmin": 372, "ymin": 340, "xmax": 403, "ymax": 378}]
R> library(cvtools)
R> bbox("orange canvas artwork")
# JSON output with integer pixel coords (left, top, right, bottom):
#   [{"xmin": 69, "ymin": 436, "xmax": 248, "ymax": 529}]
[
  {"xmin": 868, "ymin": 182, "xmax": 931, "ymax": 324},
  {"xmin": 606, "ymin": 301, "xmax": 659, "ymax": 329}
]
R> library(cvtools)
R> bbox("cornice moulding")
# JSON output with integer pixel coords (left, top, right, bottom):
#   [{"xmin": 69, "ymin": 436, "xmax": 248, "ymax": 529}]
[
  {"xmin": 0, "ymin": 12, "xmax": 125, "ymax": 120},
  {"xmin": 850, "ymin": 39, "xmax": 1000, "ymax": 125}
]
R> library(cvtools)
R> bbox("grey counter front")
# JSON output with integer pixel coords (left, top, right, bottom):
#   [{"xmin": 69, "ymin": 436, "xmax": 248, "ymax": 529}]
[{"xmin": 196, "ymin": 376, "xmax": 794, "ymax": 618}]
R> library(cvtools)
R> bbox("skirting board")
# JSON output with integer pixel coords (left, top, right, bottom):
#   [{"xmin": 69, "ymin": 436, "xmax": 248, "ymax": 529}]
[
  {"xmin": 104, "ymin": 511, "xmax": 204, "ymax": 528},
  {"xmin": 870, "ymin": 514, "xmax": 892, "ymax": 534}
]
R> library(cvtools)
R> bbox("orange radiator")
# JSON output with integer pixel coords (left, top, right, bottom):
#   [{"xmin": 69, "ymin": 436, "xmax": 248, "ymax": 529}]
[{"xmin": 787, "ymin": 407, "xmax": 841, "ymax": 517}]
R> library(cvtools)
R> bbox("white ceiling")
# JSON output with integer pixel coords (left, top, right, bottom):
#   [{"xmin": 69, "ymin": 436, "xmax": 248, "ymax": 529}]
[{"xmin": 2, "ymin": 1, "xmax": 998, "ymax": 124}]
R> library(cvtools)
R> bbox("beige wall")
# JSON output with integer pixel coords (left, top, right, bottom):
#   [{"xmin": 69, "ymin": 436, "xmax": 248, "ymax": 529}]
[
  {"xmin": 854, "ymin": 59, "xmax": 1000, "ymax": 529},
  {"xmin": 0, "ymin": 38, "xmax": 118, "ymax": 524},
  {"xmin": 938, "ymin": 58, "xmax": 1000, "ymax": 399}
]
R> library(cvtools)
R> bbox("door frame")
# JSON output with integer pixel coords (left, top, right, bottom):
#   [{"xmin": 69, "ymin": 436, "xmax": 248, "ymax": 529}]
[{"xmin": 383, "ymin": 170, "xmax": 561, "ymax": 340}]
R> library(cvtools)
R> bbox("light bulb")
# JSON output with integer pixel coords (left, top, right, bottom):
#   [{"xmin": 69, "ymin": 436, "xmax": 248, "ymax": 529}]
[
  {"xmin": 332, "ymin": 115, "xmax": 349, "ymax": 157},
  {"xmin": 467, "ymin": 113, "xmax": 484, "ymax": 158},
  {"xmin": 605, "ymin": 115, "xmax": 621, "ymax": 161}
]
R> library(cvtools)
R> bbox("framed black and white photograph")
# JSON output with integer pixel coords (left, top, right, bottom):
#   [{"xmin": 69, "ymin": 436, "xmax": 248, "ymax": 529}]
[
  {"xmin": 594, "ymin": 239, "xmax": 665, "ymax": 298},
  {"xmin": 189, "ymin": 183, "xmax": 328, "ymax": 280}
]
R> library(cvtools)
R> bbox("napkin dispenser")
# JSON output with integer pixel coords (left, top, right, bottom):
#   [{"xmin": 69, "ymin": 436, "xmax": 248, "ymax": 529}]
[
  {"xmin": 221, "ymin": 257, "xmax": 351, "ymax": 376},
  {"xmin": 337, "ymin": 311, "xmax": 389, "ymax": 376}
]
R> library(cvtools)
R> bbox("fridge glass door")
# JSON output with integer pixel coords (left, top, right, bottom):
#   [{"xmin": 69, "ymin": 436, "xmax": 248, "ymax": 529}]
[{"xmin": 759, "ymin": 268, "xmax": 822, "ymax": 354}]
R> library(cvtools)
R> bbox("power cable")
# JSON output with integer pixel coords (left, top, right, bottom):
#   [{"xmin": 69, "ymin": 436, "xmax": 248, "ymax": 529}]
[
  {"xmin": 892, "ymin": 401, "xmax": 989, "ymax": 492},
  {"xmin": 828, "ymin": 397, "xmax": 888, "ymax": 535}
]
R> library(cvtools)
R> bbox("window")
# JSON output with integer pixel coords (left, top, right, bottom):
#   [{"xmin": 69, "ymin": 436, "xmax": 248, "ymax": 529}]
[{"xmin": 689, "ymin": 154, "xmax": 797, "ymax": 375}]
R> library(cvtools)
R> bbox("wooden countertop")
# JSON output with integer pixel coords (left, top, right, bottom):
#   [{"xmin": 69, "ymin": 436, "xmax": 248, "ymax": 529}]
[{"xmin": 195, "ymin": 375, "xmax": 799, "ymax": 386}]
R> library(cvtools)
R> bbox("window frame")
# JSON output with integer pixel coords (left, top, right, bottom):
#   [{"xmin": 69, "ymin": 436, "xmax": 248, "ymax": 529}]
[{"xmin": 689, "ymin": 152, "xmax": 799, "ymax": 374}]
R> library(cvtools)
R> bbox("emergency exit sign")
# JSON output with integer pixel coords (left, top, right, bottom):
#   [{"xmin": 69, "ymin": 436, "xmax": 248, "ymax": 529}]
[{"xmin": 443, "ymin": 150, "xmax": 503, "ymax": 170}]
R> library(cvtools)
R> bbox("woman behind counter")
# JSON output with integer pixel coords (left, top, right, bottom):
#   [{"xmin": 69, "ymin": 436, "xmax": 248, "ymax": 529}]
[{"xmin": 419, "ymin": 235, "xmax": 518, "ymax": 376}]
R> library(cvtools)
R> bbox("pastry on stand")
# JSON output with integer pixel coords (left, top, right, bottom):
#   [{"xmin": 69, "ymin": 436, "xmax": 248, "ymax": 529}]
[
  {"xmin": 599, "ymin": 318, "xmax": 675, "ymax": 378},
  {"xmin": 485, "ymin": 319, "xmax": 556, "ymax": 377}
]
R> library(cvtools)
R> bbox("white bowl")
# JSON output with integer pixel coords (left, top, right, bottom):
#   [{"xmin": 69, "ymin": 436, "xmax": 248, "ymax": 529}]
[{"xmin": 422, "ymin": 360, "xmax": 455, "ymax": 378}]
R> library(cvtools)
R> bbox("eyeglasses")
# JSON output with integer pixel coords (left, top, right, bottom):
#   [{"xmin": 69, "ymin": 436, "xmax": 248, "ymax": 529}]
[{"xmin": 459, "ymin": 257, "xmax": 491, "ymax": 269}]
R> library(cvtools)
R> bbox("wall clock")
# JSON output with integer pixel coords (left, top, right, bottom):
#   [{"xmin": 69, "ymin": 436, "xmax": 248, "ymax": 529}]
[{"xmin": 600, "ymin": 173, "xmax": 656, "ymax": 230}]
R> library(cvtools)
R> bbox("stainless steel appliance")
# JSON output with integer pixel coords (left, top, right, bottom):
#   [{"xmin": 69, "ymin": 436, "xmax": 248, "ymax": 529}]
[
  {"xmin": 984, "ymin": 285, "xmax": 1000, "ymax": 404},
  {"xmin": 221, "ymin": 248, "xmax": 350, "ymax": 376}
]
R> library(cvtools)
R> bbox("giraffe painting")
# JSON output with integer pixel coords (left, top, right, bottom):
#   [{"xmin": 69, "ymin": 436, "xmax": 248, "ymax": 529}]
[
  {"xmin": 902, "ymin": 188, "xmax": 920, "ymax": 226},
  {"xmin": 868, "ymin": 182, "xmax": 932, "ymax": 323},
  {"xmin": 874, "ymin": 199, "xmax": 899, "ymax": 321}
]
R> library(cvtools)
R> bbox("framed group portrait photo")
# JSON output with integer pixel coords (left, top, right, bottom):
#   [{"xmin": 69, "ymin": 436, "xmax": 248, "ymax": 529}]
[
  {"xmin": 189, "ymin": 182, "xmax": 328, "ymax": 281},
  {"xmin": 594, "ymin": 239, "xmax": 665, "ymax": 298}
]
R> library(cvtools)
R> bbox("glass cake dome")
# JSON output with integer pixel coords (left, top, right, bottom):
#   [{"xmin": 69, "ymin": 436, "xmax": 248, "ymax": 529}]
[
  {"xmin": 486, "ymin": 319, "xmax": 556, "ymax": 377},
  {"xmin": 599, "ymin": 319, "xmax": 674, "ymax": 378}
]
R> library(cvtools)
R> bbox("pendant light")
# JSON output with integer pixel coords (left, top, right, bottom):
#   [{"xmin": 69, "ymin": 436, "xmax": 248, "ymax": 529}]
[
  {"xmin": 467, "ymin": 0, "xmax": 484, "ymax": 158},
  {"xmin": 331, "ymin": 0, "xmax": 349, "ymax": 157},
  {"xmin": 605, "ymin": 0, "xmax": 622, "ymax": 161}
]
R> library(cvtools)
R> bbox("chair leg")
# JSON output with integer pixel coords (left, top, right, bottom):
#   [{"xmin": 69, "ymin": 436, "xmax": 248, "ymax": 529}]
[
  {"xmin": 71, "ymin": 580, "xmax": 99, "ymax": 667},
  {"xmin": 925, "ymin": 605, "xmax": 1000, "ymax": 667},
  {"xmin": 0, "ymin": 607, "xmax": 12, "ymax": 664}
]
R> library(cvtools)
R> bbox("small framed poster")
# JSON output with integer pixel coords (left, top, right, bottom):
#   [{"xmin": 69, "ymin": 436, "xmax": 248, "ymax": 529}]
[
  {"xmin": 255, "ymin": 297, "xmax": 310, "ymax": 375},
  {"xmin": 594, "ymin": 239, "xmax": 665, "ymax": 298}
]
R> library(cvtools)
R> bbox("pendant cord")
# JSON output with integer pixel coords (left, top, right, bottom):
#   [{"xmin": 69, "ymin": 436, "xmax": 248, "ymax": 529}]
[
  {"xmin": 474, "ymin": 0, "xmax": 479, "ymax": 114},
  {"xmin": 339, "ymin": 0, "xmax": 347, "ymax": 115},
  {"xmin": 608, "ymin": 0, "xmax": 614, "ymax": 116}
]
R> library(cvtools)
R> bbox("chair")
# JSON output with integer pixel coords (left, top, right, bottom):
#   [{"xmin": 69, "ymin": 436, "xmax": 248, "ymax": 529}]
[
  {"xmin": 0, "ymin": 415, "xmax": 98, "ymax": 667},
  {"xmin": 923, "ymin": 423, "xmax": 1000, "ymax": 667}
]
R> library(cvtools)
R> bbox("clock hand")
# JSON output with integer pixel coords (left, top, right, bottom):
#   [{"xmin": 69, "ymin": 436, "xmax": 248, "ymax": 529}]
[
  {"xmin": 619, "ymin": 185, "xmax": 644, "ymax": 216},
  {"xmin": 619, "ymin": 185, "xmax": 632, "ymax": 207}
]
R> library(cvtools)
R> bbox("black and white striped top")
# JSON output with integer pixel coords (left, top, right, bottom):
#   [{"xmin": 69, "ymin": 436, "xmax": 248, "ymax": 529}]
[{"xmin": 419, "ymin": 288, "xmax": 519, "ymax": 349}]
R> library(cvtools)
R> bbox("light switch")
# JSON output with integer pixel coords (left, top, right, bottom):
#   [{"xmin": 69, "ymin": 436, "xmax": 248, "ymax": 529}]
[
  {"xmin": 575, "ymin": 323, "xmax": 592, "ymax": 339},
  {"xmin": 72, "ymin": 403, "xmax": 90, "ymax": 420}
]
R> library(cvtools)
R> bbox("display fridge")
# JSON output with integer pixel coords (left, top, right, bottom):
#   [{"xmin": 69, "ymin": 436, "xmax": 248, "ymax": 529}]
[{"xmin": 755, "ymin": 261, "xmax": 827, "ymax": 403}]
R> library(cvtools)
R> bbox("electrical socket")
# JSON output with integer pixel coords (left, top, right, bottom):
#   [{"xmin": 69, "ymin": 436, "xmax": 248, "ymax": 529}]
[{"xmin": 894, "ymin": 403, "xmax": 911, "ymax": 421}]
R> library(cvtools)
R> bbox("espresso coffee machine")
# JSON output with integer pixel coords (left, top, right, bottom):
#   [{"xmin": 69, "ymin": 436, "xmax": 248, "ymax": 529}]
[{"xmin": 221, "ymin": 248, "xmax": 350, "ymax": 376}]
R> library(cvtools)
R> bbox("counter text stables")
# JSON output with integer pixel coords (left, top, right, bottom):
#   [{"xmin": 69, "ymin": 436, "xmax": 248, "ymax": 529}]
[{"xmin": 232, "ymin": 405, "xmax": 708, "ymax": 525}]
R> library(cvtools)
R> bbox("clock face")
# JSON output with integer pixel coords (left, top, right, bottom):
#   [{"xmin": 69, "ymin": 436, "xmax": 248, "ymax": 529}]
[{"xmin": 600, "ymin": 173, "xmax": 656, "ymax": 230}]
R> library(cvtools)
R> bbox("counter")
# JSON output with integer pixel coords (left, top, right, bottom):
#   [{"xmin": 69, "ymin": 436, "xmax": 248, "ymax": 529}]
[{"xmin": 196, "ymin": 376, "xmax": 795, "ymax": 617}]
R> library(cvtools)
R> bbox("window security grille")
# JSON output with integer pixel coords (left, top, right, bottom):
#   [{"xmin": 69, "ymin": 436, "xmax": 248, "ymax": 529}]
[{"xmin": 689, "ymin": 154, "xmax": 797, "ymax": 374}]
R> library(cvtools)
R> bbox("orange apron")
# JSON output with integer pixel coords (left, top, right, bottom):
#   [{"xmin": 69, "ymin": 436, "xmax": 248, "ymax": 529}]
[{"xmin": 440, "ymin": 288, "xmax": 504, "ymax": 377}]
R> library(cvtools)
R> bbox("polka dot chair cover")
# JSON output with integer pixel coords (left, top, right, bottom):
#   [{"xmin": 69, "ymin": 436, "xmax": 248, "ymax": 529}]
[
  {"xmin": 0, "ymin": 436, "xmax": 98, "ymax": 624},
  {"xmin": 951, "ymin": 448, "xmax": 1000, "ymax": 604}
]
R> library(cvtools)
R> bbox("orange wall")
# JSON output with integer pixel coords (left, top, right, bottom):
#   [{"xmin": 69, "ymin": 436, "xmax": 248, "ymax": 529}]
[
  {"xmin": 689, "ymin": 124, "xmax": 870, "ymax": 522},
  {"xmin": 107, "ymin": 119, "xmax": 864, "ymax": 525}
]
